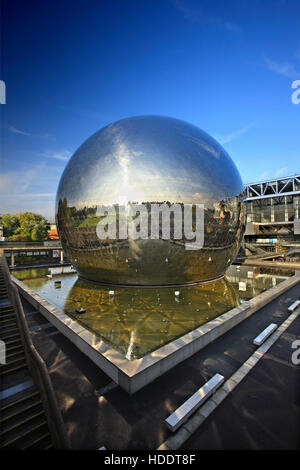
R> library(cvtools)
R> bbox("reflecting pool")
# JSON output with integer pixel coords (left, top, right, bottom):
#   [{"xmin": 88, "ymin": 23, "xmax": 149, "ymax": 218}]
[{"xmin": 13, "ymin": 265, "xmax": 295, "ymax": 359}]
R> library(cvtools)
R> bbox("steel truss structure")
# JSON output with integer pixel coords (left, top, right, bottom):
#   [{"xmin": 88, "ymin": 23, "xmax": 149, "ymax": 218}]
[{"xmin": 244, "ymin": 174, "xmax": 300, "ymax": 201}]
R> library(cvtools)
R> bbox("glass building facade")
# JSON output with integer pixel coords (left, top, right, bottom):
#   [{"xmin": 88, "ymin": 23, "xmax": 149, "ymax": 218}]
[{"xmin": 246, "ymin": 194, "xmax": 300, "ymax": 224}]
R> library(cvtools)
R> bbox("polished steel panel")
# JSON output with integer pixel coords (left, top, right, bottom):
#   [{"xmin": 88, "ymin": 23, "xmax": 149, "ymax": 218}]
[{"xmin": 56, "ymin": 115, "xmax": 245, "ymax": 285}]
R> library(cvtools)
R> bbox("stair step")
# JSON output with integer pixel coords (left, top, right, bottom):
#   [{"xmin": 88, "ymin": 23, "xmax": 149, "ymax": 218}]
[
  {"xmin": 0, "ymin": 327, "xmax": 19, "ymax": 336},
  {"xmin": 0, "ymin": 314, "xmax": 16, "ymax": 321},
  {"xmin": 0, "ymin": 419, "xmax": 48, "ymax": 449},
  {"xmin": 0, "ymin": 391, "xmax": 39, "ymax": 413},
  {"xmin": 0, "ymin": 363, "xmax": 27, "ymax": 376},
  {"xmin": 0, "ymin": 332, "xmax": 20, "ymax": 341},
  {"xmin": 2, "ymin": 356, "xmax": 26, "ymax": 367},
  {"xmin": 6, "ymin": 343, "xmax": 23, "ymax": 353},
  {"xmin": 43, "ymin": 442, "xmax": 54, "ymax": 450},
  {"xmin": 0, "ymin": 399, "xmax": 43, "ymax": 425},
  {"xmin": 6, "ymin": 350, "xmax": 25, "ymax": 360},
  {"xmin": 0, "ymin": 317, "xmax": 16, "ymax": 325},
  {"xmin": 0, "ymin": 324, "xmax": 17, "ymax": 333},
  {"xmin": 21, "ymin": 432, "xmax": 51, "ymax": 450},
  {"xmin": 0, "ymin": 324, "xmax": 19, "ymax": 332},
  {"xmin": 0, "ymin": 317, "xmax": 17, "ymax": 325},
  {"xmin": 0, "ymin": 307, "xmax": 14, "ymax": 313},
  {"xmin": 5, "ymin": 338, "xmax": 22, "ymax": 346},
  {"xmin": 0, "ymin": 311, "xmax": 14, "ymax": 316},
  {"xmin": 0, "ymin": 409, "xmax": 45, "ymax": 436}
]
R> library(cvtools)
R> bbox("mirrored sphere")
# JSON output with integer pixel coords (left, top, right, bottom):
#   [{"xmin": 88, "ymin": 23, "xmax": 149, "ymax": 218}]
[{"xmin": 56, "ymin": 115, "xmax": 245, "ymax": 286}]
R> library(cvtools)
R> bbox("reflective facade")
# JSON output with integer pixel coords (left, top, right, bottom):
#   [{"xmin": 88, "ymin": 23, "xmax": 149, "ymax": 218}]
[{"xmin": 56, "ymin": 115, "xmax": 245, "ymax": 285}]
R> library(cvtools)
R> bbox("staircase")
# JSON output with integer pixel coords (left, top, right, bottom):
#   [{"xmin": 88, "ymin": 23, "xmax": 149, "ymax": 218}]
[{"xmin": 0, "ymin": 264, "xmax": 54, "ymax": 449}]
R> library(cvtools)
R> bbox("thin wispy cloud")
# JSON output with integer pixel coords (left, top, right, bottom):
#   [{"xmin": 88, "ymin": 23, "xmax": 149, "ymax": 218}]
[
  {"xmin": 17, "ymin": 193, "xmax": 56, "ymax": 198},
  {"xmin": 8, "ymin": 125, "xmax": 56, "ymax": 141},
  {"xmin": 41, "ymin": 149, "xmax": 72, "ymax": 161},
  {"xmin": 38, "ymin": 132, "xmax": 56, "ymax": 141},
  {"xmin": 0, "ymin": 164, "xmax": 46, "ymax": 194},
  {"xmin": 258, "ymin": 171, "xmax": 269, "ymax": 181},
  {"xmin": 216, "ymin": 121, "xmax": 256, "ymax": 145},
  {"xmin": 9, "ymin": 126, "xmax": 30, "ymax": 136},
  {"xmin": 264, "ymin": 56, "xmax": 300, "ymax": 78},
  {"xmin": 275, "ymin": 167, "xmax": 289, "ymax": 177},
  {"xmin": 0, "ymin": 163, "xmax": 60, "ymax": 221},
  {"xmin": 171, "ymin": 0, "xmax": 240, "ymax": 34},
  {"xmin": 258, "ymin": 167, "xmax": 289, "ymax": 182},
  {"xmin": 58, "ymin": 104, "xmax": 111, "ymax": 123}
]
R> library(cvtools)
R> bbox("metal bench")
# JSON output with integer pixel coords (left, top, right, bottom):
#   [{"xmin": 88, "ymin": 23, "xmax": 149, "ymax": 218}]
[
  {"xmin": 253, "ymin": 323, "xmax": 278, "ymax": 346},
  {"xmin": 288, "ymin": 300, "xmax": 300, "ymax": 312},
  {"xmin": 165, "ymin": 373, "xmax": 225, "ymax": 432}
]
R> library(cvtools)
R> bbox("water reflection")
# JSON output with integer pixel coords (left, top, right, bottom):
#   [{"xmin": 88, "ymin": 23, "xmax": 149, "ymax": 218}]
[
  {"xmin": 64, "ymin": 276, "xmax": 239, "ymax": 359},
  {"xmin": 226, "ymin": 265, "xmax": 295, "ymax": 300},
  {"xmin": 13, "ymin": 265, "xmax": 295, "ymax": 359}
]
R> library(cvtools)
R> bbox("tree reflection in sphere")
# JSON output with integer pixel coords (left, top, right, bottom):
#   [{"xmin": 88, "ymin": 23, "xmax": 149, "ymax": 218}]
[{"xmin": 55, "ymin": 115, "xmax": 245, "ymax": 285}]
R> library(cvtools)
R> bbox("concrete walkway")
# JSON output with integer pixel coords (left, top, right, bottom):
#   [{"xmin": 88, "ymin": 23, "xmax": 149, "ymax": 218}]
[
  {"xmin": 19, "ymin": 282, "xmax": 300, "ymax": 450},
  {"xmin": 183, "ymin": 314, "xmax": 300, "ymax": 449},
  {"xmin": 11, "ymin": 262, "xmax": 71, "ymax": 270},
  {"xmin": 242, "ymin": 259, "xmax": 300, "ymax": 269}
]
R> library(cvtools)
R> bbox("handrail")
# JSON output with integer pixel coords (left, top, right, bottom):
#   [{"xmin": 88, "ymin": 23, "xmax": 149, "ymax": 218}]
[{"xmin": 0, "ymin": 249, "xmax": 71, "ymax": 449}]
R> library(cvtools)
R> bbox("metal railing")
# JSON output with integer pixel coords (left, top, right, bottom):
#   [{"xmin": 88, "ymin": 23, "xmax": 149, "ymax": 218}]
[{"xmin": 0, "ymin": 249, "xmax": 71, "ymax": 449}]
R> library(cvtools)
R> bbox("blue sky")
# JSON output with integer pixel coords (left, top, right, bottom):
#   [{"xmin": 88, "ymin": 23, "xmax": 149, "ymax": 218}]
[{"xmin": 1, "ymin": 0, "xmax": 300, "ymax": 222}]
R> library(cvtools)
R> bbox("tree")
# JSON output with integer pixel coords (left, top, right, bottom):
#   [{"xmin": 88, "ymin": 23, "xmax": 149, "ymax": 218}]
[
  {"xmin": 31, "ymin": 218, "xmax": 50, "ymax": 241},
  {"xmin": 1, "ymin": 214, "xmax": 19, "ymax": 237},
  {"xmin": 0, "ymin": 212, "xmax": 50, "ymax": 242},
  {"xmin": 16, "ymin": 212, "xmax": 50, "ymax": 241}
]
